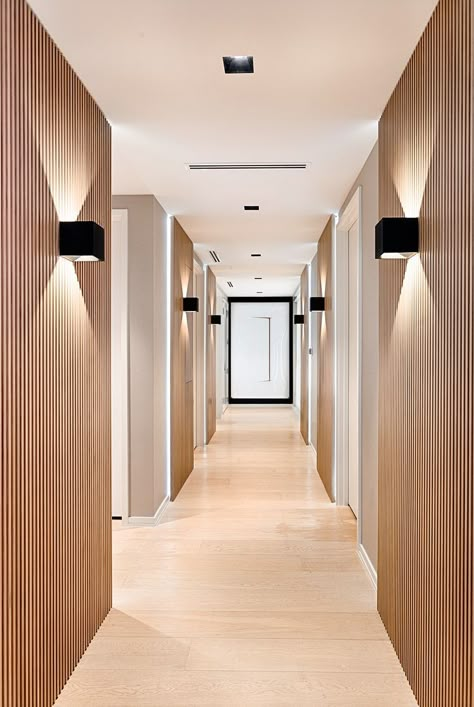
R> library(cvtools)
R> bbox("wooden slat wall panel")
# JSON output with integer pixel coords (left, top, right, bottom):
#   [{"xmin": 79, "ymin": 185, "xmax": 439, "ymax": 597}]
[
  {"xmin": 378, "ymin": 0, "xmax": 473, "ymax": 705},
  {"xmin": 0, "ymin": 1, "xmax": 112, "ymax": 706},
  {"xmin": 171, "ymin": 219, "xmax": 194, "ymax": 500},
  {"xmin": 300, "ymin": 266, "xmax": 309, "ymax": 443},
  {"xmin": 316, "ymin": 219, "xmax": 334, "ymax": 500},
  {"xmin": 206, "ymin": 268, "xmax": 217, "ymax": 444}
]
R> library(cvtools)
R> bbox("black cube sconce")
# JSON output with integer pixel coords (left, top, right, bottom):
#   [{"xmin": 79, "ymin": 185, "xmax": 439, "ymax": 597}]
[
  {"xmin": 294, "ymin": 314, "xmax": 305, "ymax": 325},
  {"xmin": 375, "ymin": 217, "xmax": 419, "ymax": 259},
  {"xmin": 59, "ymin": 220, "xmax": 105, "ymax": 261},
  {"xmin": 210, "ymin": 314, "xmax": 222, "ymax": 325},
  {"xmin": 183, "ymin": 297, "xmax": 199, "ymax": 312},
  {"xmin": 310, "ymin": 297, "xmax": 325, "ymax": 312}
]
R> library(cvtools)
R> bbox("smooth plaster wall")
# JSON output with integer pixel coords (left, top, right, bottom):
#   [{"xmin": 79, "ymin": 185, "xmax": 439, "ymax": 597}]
[
  {"xmin": 339, "ymin": 143, "xmax": 379, "ymax": 569},
  {"xmin": 112, "ymin": 195, "xmax": 168, "ymax": 518}
]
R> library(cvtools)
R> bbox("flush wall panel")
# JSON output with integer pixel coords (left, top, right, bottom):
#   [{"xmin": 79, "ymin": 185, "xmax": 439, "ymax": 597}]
[{"xmin": 0, "ymin": 1, "xmax": 112, "ymax": 704}]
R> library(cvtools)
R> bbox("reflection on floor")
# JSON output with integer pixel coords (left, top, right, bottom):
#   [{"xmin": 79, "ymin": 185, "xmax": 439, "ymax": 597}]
[{"xmin": 56, "ymin": 406, "xmax": 416, "ymax": 705}]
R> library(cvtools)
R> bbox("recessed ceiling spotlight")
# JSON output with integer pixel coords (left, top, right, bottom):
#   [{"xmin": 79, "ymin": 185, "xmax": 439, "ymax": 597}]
[
  {"xmin": 244, "ymin": 205, "xmax": 259, "ymax": 211},
  {"xmin": 223, "ymin": 55, "xmax": 254, "ymax": 74},
  {"xmin": 251, "ymin": 253, "xmax": 262, "ymax": 257}
]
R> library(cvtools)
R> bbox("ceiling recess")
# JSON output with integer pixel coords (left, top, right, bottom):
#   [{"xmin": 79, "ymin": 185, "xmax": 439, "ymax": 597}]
[
  {"xmin": 188, "ymin": 163, "xmax": 308, "ymax": 171},
  {"xmin": 209, "ymin": 249, "xmax": 221, "ymax": 263},
  {"xmin": 227, "ymin": 281, "xmax": 234, "ymax": 288}
]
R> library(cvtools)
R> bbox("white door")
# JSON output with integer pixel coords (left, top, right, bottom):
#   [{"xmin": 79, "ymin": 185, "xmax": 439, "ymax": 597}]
[
  {"xmin": 348, "ymin": 219, "xmax": 359, "ymax": 517},
  {"xmin": 111, "ymin": 209, "xmax": 129, "ymax": 519},
  {"xmin": 231, "ymin": 301, "xmax": 290, "ymax": 401}
]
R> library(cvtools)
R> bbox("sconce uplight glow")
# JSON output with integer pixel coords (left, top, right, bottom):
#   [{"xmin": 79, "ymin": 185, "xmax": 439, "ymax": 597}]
[
  {"xmin": 59, "ymin": 221, "xmax": 105, "ymax": 261},
  {"xmin": 375, "ymin": 217, "xmax": 419, "ymax": 260},
  {"xmin": 183, "ymin": 297, "xmax": 199, "ymax": 313}
]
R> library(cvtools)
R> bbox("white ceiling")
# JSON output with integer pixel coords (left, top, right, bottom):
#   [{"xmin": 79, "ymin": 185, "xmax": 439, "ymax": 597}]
[{"xmin": 29, "ymin": 0, "xmax": 437, "ymax": 297}]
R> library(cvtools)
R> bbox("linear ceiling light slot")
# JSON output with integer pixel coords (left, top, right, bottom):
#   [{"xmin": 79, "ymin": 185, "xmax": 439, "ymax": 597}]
[
  {"xmin": 227, "ymin": 281, "xmax": 234, "ymax": 288},
  {"xmin": 209, "ymin": 250, "xmax": 221, "ymax": 263},
  {"xmin": 188, "ymin": 163, "xmax": 308, "ymax": 171}
]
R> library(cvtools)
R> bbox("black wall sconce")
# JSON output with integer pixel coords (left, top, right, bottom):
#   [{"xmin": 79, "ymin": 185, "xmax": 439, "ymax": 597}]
[
  {"xmin": 310, "ymin": 297, "xmax": 325, "ymax": 312},
  {"xmin": 59, "ymin": 221, "xmax": 105, "ymax": 261},
  {"xmin": 210, "ymin": 314, "xmax": 221, "ymax": 325},
  {"xmin": 183, "ymin": 297, "xmax": 199, "ymax": 312},
  {"xmin": 294, "ymin": 314, "xmax": 304, "ymax": 325},
  {"xmin": 375, "ymin": 217, "xmax": 419, "ymax": 259}
]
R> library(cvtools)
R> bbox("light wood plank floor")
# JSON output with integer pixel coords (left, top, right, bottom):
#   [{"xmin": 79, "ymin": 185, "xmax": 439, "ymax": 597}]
[{"xmin": 55, "ymin": 406, "xmax": 416, "ymax": 706}]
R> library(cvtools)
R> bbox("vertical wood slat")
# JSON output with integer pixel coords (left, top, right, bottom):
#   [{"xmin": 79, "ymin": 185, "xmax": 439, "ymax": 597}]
[
  {"xmin": 170, "ymin": 219, "xmax": 195, "ymax": 500},
  {"xmin": 316, "ymin": 219, "xmax": 334, "ymax": 500},
  {"xmin": 0, "ymin": 1, "xmax": 112, "ymax": 705},
  {"xmin": 206, "ymin": 268, "xmax": 217, "ymax": 444},
  {"xmin": 299, "ymin": 265, "xmax": 309, "ymax": 443},
  {"xmin": 378, "ymin": 0, "xmax": 473, "ymax": 705}
]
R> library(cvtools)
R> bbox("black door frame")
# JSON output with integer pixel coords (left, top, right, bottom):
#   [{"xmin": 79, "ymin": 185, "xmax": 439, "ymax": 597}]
[{"xmin": 228, "ymin": 297, "xmax": 293, "ymax": 404}]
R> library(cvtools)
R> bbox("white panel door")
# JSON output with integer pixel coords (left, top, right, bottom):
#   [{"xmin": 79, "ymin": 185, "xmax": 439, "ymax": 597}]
[
  {"xmin": 231, "ymin": 301, "xmax": 290, "ymax": 400},
  {"xmin": 348, "ymin": 220, "xmax": 359, "ymax": 517}
]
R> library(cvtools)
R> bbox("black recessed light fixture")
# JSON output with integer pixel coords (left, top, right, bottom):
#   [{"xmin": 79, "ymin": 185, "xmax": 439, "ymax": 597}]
[
  {"xmin": 183, "ymin": 297, "xmax": 199, "ymax": 313},
  {"xmin": 375, "ymin": 217, "xmax": 419, "ymax": 259},
  {"xmin": 310, "ymin": 297, "xmax": 325, "ymax": 312},
  {"xmin": 294, "ymin": 314, "xmax": 305, "ymax": 325},
  {"xmin": 256, "ymin": 291, "xmax": 263, "ymax": 294},
  {"xmin": 59, "ymin": 220, "xmax": 104, "ymax": 261},
  {"xmin": 244, "ymin": 205, "xmax": 259, "ymax": 211},
  {"xmin": 223, "ymin": 55, "xmax": 254, "ymax": 74},
  {"xmin": 254, "ymin": 277, "xmax": 262, "ymax": 280},
  {"xmin": 210, "ymin": 314, "xmax": 221, "ymax": 325},
  {"xmin": 251, "ymin": 253, "xmax": 262, "ymax": 257}
]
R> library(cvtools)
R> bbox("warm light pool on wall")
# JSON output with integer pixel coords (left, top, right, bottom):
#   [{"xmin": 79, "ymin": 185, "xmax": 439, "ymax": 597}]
[
  {"xmin": 59, "ymin": 221, "xmax": 104, "ymax": 261},
  {"xmin": 310, "ymin": 297, "xmax": 325, "ymax": 312},
  {"xmin": 183, "ymin": 297, "xmax": 199, "ymax": 312},
  {"xmin": 294, "ymin": 314, "xmax": 304, "ymax": 325},
  {"xmin": 375, "ymin": 217, "xmax": 419, "ymax": 259},
  {"xmin": 210, "ymin": 314, "xmax": 221, "ymax": 325}
]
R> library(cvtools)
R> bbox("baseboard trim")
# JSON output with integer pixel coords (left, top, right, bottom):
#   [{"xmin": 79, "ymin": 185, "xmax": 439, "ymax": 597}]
[
  {"xmin": 127, "ymin": 495, "xmax": 170, "ymax": 527},
  {"xmin": 358, "ymin": 543, "xmax": 377, "ymax": 589}
]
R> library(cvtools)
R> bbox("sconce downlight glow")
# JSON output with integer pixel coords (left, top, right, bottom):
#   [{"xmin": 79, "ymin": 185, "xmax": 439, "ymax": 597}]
[
  {"xmin": 375, "ymin": 217, "xmax": 419, "ymax": 259},
  {"xmin": 59, "ymin": 221, "xmax": 105, "ymax": 261}
]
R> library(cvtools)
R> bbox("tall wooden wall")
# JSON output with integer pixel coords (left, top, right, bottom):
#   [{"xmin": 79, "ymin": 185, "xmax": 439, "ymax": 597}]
[
  {"xmin": 378, "ymin": 0, "xmax": 474, "ymax": 705},
  {"xmin": 171, "ymin": 219, "xmax": 194, "ymax": 499},
  {"xmin": 316, "ymin": 219, "xmax": 334, "ymax": 500},
  {"xmin": 206, "ymin": 268, "xmax": 217, "ymax": 443},
  {"xmin": 0, "ymin": 1, "xmax": 112, "ymax": 705},
  {"xmin": 299, "ymin": 266, "xmax": 309, "ymax": 443}
]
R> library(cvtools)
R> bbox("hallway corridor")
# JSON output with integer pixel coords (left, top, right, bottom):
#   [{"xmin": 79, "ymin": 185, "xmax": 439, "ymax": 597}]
[{"xmin": 56, "ymin": 407, "xmax": 415, "ymax": 706}]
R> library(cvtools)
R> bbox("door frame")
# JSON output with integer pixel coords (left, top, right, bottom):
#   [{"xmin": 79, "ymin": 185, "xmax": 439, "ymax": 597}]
[
  {"xmin": 111, "ymin": 209, "xmax": 129, "ymax": 524},
  {"xmin": 228, "ymin": 297, "xmax": 293, "ymax": 404},
  {"xmin": 334, "ymin": 188, "xmax": 362, "ymax": 539}
]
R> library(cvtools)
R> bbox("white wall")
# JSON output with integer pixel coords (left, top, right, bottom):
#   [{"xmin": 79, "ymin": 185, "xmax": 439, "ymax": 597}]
[
  {"xmin": 338, "ymin": 144, "xmax": 379, "ymax": 569},
  {"xmin": 216, "ymin": 288, "xmax": 228, "ymax": 418},
  {"xmin": 112, "ymin": 195, "xmax": 168, "ymax": 520}
]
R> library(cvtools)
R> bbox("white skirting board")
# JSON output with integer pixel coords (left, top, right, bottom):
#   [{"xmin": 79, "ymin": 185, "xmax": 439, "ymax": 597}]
[
  {"xmin": 127, "ymin": 495, "xmax": 170, "ymax": 527},
  {"xmin": 358, "ymin": 543, "xmax": 377, "ymax": 589}
]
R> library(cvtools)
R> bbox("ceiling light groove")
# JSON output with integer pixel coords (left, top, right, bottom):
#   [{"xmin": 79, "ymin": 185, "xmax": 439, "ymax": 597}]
[
  {"xmin": 209, "ymin": 250, "xmax": 221, "ymax": 263},
  {"xmin": 188, "ymin": 163, "xmax": 308, "ymax": 171}
]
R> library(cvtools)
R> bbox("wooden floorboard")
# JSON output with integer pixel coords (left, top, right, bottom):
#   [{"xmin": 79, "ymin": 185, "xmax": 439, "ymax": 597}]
[{"xmin": 55, "ymin": 406, "xmax": 416, "ymax": 706}]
